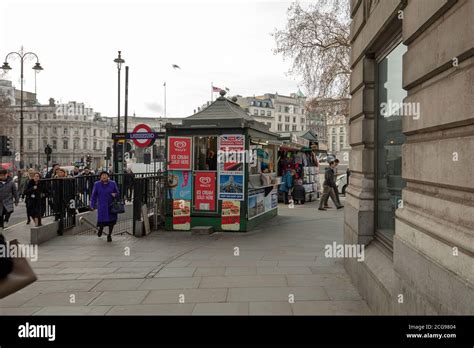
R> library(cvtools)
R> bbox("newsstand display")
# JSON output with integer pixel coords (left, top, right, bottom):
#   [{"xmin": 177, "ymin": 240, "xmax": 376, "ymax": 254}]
[{"xmin": 164, "ymin": 90, "xmax": 281, "ymax": 232}]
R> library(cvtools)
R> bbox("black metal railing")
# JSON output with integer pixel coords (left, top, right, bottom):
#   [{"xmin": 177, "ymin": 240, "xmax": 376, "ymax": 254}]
[{"xmin": 34, "ymin": 173, "xmax": 166, "ymax": 235}]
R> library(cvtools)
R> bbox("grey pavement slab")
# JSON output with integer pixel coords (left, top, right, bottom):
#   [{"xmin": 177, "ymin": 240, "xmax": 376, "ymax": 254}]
[
  {"xmin": 249, "ymin": 302, "xmax": 293, "ymax": 315},
  {"xmin": 107, "ymin": 304, "xmax": 195, "ymax": 315},
  {"xmin": 291, "ymin": 300, "xmax": 371, "ymax": 315},
  {"xmin": 224, "ymin": 267, "xmax": 257, "ymax": 276},
  {"xmin": 20, "ymin": 279, "xmax": 101, "ymax": 293},
  {"xmin": 192, "ymin": 302, "xmax": 249, "ymax": 315},
  {"xmin": 143, "ymin": 288, "xmax": 228, "ymax": 304},
  {"xmin": 227, "ymin": 286, "xmax": 329, "ymax": 302},
  {"xmin": 92, "ymin": 279, "xmax": 145, "ymax": 291},
  {"xmin": 138, "ymin": 277, "xmax": 202, "ymax": 290},
  {"xmin": 0, "ymin": 307, "xmax": 42, "ymax": 315},
  {"xmin": 21, "ymin": 292, "xmax": 101, "ymax": 307},
  {"xmin": 33, "ymin": 306, "xmax": 112, "ymax": 315},
  {"xmin": 193, "ymin": 267, "xmax": 226, "ymax": 276},
  {"xmin": 0, "ymin": 292, "xmax": 40, "ymax": 308},
  {"xmin": 155, "ymin": 267, "xmax": 197, "ymax": 278},
  {"xmin": 199, "ymin": 275, "xmax": 288, "ymax": 288},
  {"xmin": 90, "ymin": 291, "xmax": 149, "ymax": 306}
]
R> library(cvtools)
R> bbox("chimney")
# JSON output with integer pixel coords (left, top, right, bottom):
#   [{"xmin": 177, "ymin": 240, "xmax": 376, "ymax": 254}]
[{"xmin": 49, "ymin": 98, "xmax": 55, "ymax": 106}]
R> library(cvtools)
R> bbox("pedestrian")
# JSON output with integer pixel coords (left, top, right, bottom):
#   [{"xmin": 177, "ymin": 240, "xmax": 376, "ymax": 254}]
[
  {"xmin": 90, "ymin": 171, "xmax": 120, "ymax": 242},
  {"xmin": 124, "ymin": 168, "xmax": 135, "ymax": 202},
  {"xmin": 45, "ymin": 163, "xmax": 60, "ymax": 179},
  {"xmin": 319, "ymin": 160, "xmax": 343, "ymax": 211},
  {"xmin": 326, "ymin": 158, "xmax": 342, "ymax": 208},
  {"xmin": 0, "ymin": 169, "xmax": 19, "ymax": 229},
  {"xmin": 24, "ymin": 172, "xmax": 44, "ymax": 227},
  {"xmin": 72, "ymin": 166, "xmax": 80, "ymax": 177},
  {"xmin": 279, "ymin": 167, "xmax": 294, "ymax": 205}
]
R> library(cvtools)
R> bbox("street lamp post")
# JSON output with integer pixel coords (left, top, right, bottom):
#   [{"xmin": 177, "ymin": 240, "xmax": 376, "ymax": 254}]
[
  {"xmin": 113, "ymin": 51, "xmax": 125, "ymax": 174},
  {"xmin": 2, "ymin": 46, "xmax": 43, "ymax": 171}
]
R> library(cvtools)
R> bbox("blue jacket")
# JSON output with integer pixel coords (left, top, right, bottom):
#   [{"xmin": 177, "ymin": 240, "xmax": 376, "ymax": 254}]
[{"xmin": 279, "ymin": 171, "xmax": 293, "ymax": 192}]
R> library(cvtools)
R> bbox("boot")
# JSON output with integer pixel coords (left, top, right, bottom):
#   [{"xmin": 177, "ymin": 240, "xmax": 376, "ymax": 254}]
[{"xmin": 107, "ymin": 234, "xmax": 112, "ymax": 242}]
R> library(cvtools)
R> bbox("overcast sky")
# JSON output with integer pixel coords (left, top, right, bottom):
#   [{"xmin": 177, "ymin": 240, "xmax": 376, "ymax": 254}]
[{"xmin": 0, "ymin": 0, "xmax": 307, "ymax": 119}]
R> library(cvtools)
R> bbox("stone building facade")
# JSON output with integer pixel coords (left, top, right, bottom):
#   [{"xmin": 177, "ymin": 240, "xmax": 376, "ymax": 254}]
[
  {"xmin": 235, "ymin": 91, "xmax": 307, "ymax": 133},
  {"xmin": 345, "ymin": 0, "xmax": 473, "ymax": 314}
]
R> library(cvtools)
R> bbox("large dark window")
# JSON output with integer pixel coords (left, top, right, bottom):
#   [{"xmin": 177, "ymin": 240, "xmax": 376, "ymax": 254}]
[{"xmin": 375, "ymin": 41, "xmax": 407, "ymax": 247}]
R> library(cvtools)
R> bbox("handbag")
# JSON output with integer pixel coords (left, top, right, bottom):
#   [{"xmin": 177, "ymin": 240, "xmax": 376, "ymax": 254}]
[
  {"xmin": 0, "ymin": 238, "xmax": 37, "ymax": 299},
  {"xmin": 110, "ymin": 198, "xmax": 125, "ymax": 214}
]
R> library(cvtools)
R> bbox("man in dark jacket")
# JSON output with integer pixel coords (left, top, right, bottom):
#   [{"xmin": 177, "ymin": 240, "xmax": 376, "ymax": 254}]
[{"xmin": 319, "ymin": 161, "xmax": 343, "ymax": 211}]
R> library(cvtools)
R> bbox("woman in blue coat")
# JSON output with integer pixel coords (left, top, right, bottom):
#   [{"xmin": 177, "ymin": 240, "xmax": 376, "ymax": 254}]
[{"xmin": 90, "ymin": 171, "xmax": 120, "ymax": 242}]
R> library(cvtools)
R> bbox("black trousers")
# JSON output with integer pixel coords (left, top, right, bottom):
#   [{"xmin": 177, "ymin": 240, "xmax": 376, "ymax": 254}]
[{"xmin": 0, "ymin": 207, "xmax": 12, "ymax": 228}]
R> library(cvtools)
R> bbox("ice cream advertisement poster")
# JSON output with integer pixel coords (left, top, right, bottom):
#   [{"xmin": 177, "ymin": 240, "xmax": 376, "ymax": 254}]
[
  {"xmin": 218, "ymin": 173, "xmax": 244, "ymax": 201},
  {"xmin": 172, "ymin": 200, "xmax": 191, "ymax": 230},
  {"xmin": 221, "ymin": 200, "xmax": 241, "ymax": 231}
]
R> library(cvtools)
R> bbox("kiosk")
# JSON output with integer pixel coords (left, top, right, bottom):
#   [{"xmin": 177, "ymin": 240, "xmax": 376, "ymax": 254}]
[{"xmin": 165, "ymin": 91, "xmax": 281, "ymax": 232}]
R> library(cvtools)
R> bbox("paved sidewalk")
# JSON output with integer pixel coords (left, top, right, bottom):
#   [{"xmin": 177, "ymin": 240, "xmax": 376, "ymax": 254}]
[{"xmin": 0, "ymin": 199, "xmax": 371, "ymax": 315}]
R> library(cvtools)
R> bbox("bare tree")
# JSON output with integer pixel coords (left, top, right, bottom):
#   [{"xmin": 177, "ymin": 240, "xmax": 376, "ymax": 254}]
[{"xmin": 273, "ymin": 0, "xmax": 351, "ymax": 99}]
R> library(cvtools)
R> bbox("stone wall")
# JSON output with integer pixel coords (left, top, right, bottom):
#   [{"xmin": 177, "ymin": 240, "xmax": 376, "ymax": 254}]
[{"xmin": 345, "ymin": 0, "xmax": 474, "ymax": 314}]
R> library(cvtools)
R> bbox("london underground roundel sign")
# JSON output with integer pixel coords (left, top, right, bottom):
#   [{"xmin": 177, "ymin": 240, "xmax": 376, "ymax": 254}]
[{"xmin": 132, "ymin": 124, "xmax": 154, "ymax": 148}]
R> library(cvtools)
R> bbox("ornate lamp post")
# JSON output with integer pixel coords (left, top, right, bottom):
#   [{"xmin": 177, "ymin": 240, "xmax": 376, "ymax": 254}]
[{"xmin": 2, "ymin": 46, "xmax": 43, "ymax": 170}]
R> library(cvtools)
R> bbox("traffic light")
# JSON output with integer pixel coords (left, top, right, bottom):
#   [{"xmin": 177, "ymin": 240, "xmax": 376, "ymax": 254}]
[
  {"xmin": 106, "ymin": 147, "xmax": 112, "ymax": 160},
  {"xmin": 0, "ymin": 136, "xmax": 12, "ymax": 156}
]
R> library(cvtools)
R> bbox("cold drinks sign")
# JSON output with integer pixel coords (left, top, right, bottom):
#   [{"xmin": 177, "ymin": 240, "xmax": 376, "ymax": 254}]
[{"xmin": 167, "ymin": 137, "xmax": 192, "ymax": 170}]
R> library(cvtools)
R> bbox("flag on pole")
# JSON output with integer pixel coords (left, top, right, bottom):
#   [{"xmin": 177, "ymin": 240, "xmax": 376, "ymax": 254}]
[
  {"xmin": 163, "ymin": 81, "xmax": 166, "ymax": 87},
  {"xmin": 212, "ymin": 86, "xmax": 222, "ymax": 92}
]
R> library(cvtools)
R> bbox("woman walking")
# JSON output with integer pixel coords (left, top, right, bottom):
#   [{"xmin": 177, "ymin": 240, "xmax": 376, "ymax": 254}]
[
  {"xmin": 90, "ymin": 171, "xmax": 119, "ymax": 242},
  {"xmin": 24, "ymin": 172, "xmax": 44, "ymax": 227}
]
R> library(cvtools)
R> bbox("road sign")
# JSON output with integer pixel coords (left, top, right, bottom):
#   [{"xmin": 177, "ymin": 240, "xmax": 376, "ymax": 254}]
[{"xmin": 132, "ymin": 124, "xmax": 154, "ymax": 148}]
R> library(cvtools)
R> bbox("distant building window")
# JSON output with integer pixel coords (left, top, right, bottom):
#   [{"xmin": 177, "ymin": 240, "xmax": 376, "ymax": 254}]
[
  {"xmin": 83, "ymin": 139, "xmax": 88, "ymax": 150},
  {"xmin": 332, "ymin": 128, "xmax": 336, "ymax": 134},
  {"xmin": 93, "ymin": 141, "xmax": 97, "ymax": 150},
  {"xmin": 52, "ymin": 140, "xmax": 57, "ymax": 150},
  {"xmin": 277, "ymin": 124, "xmax": 282, "ymax": 131},
  {"xmin": 253, "ymin": 109, "xmax": 258, "ymax": 115},
  {"xmin": 294, "ymin": 108, "xmax": 298, "ymax": 114},
  {"xmin": 292, "ymin": 125, "xmax": 297, "ymax": 131},
  {"xmin": 53, "ymin": 113, "xmax": 57, "ymax": 119},
  {"xmin": 260, "ymin": 110, "xmax": 265, "ymax": 116},
  {"xmin": 74, "ymin": 129, "xmax": 79, "ymax": 136},
  {"xmin": 84, "ymin": 129, "xmax": 87, "ymax": 136},
  {"xmin": 63, "ymin": 140, "xmax": 69, "ymax": 150},
  {"xmin": 100, "ymin": 130, "xmax": 103, "ymax": 137},
  {"xmin": 63, "ymin": 128, "xmax": 68, "ymax": 135},
  {"xmin": 27, "ymin": 139, "xmax": 33, "ymax": 150},
  {"xmin": 52, "ymin": 127, "xmax": 57, "ymax": 134},
  {"xmin": 27, "ymin": 127, "xmax": 33, "ymax": 135},
  {"xmin": 267, "ymin": 111, "xmax": 271, "ymax": 116},
  {"xmin": 278, "ymin": 115, "xmax": 282, "ymax": 122},
  {"xmin": 293, "ymin": 116, "xmax": 296, "ymax": 123},
  {"xmin": 278, "ymin": 106, "xmax": 282, "ymax": 112},
  {"xmin": 302, "ymin": 118, "xmax": 305, "ymax": 124},
  {"xmin": 340, "ymin": 126, "xmax": 344, "ymax": 133},
  {"xmin": 93, "ymin": 129, "xmax": 97, "ymax": 137},
  {"xmin": 285, "ymin": 124, "xmax": 290, "ymax": 131},
  {"xmin": 285, "ymin": 116, "xmax": 290, "ymax": 122},
  {"xmin": 284, "ymin": 106, "xmax": 290, "ymax": 113},
  {"xmin": 43, "ymin": 139, "xmax": 47, "ymax": 148}
]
